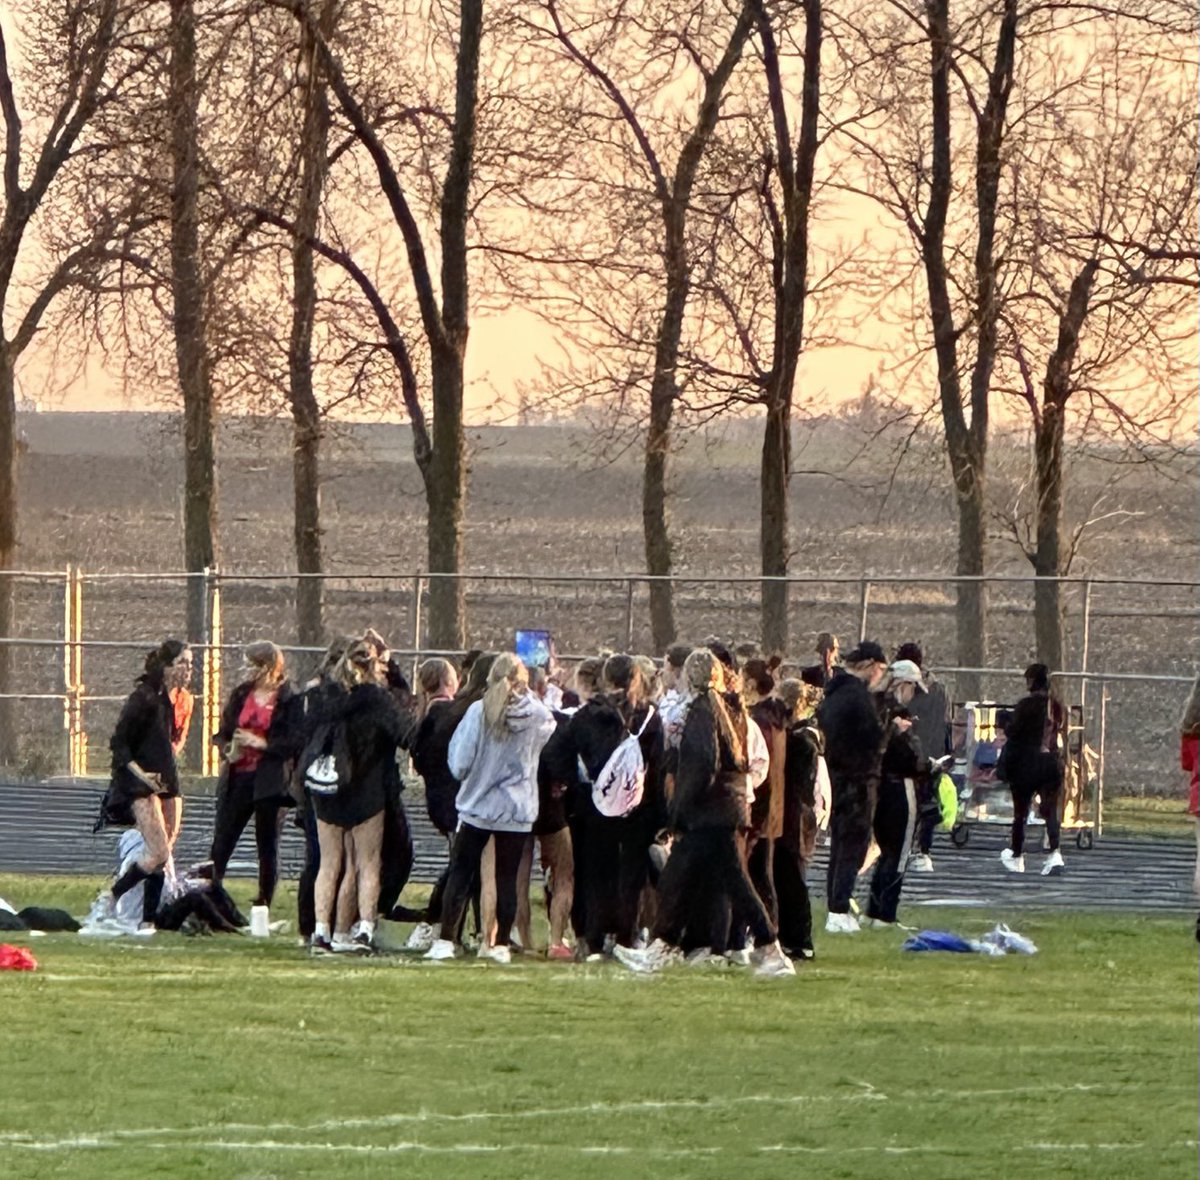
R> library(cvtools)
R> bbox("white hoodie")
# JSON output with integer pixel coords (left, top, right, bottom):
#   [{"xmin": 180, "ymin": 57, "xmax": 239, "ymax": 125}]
[{"xmin": 449, "ymin": 693, "xmax": 556, "ymax": 833}]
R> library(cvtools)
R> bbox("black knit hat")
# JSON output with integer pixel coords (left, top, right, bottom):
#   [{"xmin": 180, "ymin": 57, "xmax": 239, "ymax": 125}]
[{"xmin": 844, "ymin": 640, "xmax": 887, "ymax": 666}]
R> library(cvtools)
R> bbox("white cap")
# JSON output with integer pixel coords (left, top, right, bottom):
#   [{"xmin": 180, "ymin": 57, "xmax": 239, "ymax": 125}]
[{"xmin": 888, "ymin": 659, "xmax": 927, "ymax": 692}]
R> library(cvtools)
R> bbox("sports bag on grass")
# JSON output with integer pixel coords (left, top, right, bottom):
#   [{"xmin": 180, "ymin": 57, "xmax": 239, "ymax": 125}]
[{"xmin": 591, "ymin": 706, "xmax": 656, "ymax": 819}]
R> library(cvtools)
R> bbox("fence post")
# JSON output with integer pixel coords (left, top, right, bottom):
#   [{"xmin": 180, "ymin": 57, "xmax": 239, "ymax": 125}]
[
  {"xmin": 858, "ymin": 578, "xmax": 872, "ymax": 642},
  {"xmin": 1078, "ymin": 579, "xmax": 1092, "ymax": 716},
  {"xmin": 64, "ymin": 566, "xmax": 85, "ymax": 776},
  {"xmin": 200, "ymin": 568, "xmax": 223, "ymax": 778},
  {"xmin": 61, "ymin": 566, "xmax": 71, "ymax": 774},
  {"xmin": 1096, "ymin": 680, "xmax": 1107, "ymax": 838},
  {"xmin": 624, "ymin": 578, "xmax": 636, "ymax": 651},
  {"xmin": 411, "ymin": 573, "xmax": 424, "ymax": 681}
]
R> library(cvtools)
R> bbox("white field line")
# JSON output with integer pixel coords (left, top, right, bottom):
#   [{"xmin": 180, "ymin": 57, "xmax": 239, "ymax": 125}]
[
  {"xmin": 0, "ymin": 1082, "xmax": 1142, "ymax": 1151},
  {"xmin": 9, "ymin": 1138, "xmax": 1196, "ymax": 1158}
]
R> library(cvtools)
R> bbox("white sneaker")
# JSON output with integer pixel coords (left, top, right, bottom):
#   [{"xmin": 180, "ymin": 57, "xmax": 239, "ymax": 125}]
[
  {"xmin": 685, "ymin": 948, "xmax": 714, "ymax": 967},
  {"xmin": 1041, "ymin": 849, "xmax": 1065, "ymax": 877},
  {"xmin": 724, "ymin": 948, "xmax": 751, "ymax": 967},
  {"xmin": 330, "ymin": 932, "xmax": 358, "ymax": 954},
  {"xmin": 405, "ymin": 921, "xmax": 435, "ymax": 951},
  {"xmin": 483, "ymin": 944, "xmax": 512, "ymax": 965},
  {"xmin": 1000, "ymin": 849, "xmax": 1025, "ymax": 874},
  {"xmin": 908, "ymin": 854, "xmax": 934, "ymax": 873},
  {"xmin": 752, "ymin": 941, "xmax": 797, "ymax": 977},
  {"xmin": 614, "ymin": 937, "xmax": 677, "ymax": 974},
  {"xmin": 424, "ymin": 938, "xmax": 457, "ymax": 961},
  {"xmin": 825, "ymin": 911, "xmax": 861, "ymax": 934}
]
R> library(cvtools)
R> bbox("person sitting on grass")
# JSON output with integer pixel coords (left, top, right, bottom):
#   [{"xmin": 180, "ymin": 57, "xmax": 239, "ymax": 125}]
[{"xmin": 425, "ymin": 654, "xmax": 556, "ymax": 965}]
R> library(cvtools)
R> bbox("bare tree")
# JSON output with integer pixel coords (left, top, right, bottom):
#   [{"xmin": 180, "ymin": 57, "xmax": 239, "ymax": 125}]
[
  {"xmin": 996, "ymin": 26, "xmax": 1198, "ymax": 669},
  {"xmin": 515, "ymin": 0, "xmax": 757, "ymax": 650},
  {"xmin": 0, "ymin": 0, "xmax": 128, "ymax": 763}
]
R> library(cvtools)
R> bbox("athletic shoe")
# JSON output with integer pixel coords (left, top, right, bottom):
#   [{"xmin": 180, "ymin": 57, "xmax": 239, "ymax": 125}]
[
  {"xmin": 546, "ymin": 943, "xmax": 574, "ymax": 961},
  {"xmin": 78, "ymin": 917, "xmax": 128, "ymax": 939},
  {"xmin": 424, "ymin": 938, "xmax": 457, "ymax": 961},
  {"xmin": 825, "ymin": 911, "xmax": 860, "ymax": 934},
  {"xmin": 351, "ymin": 929, "xmax": 374, "ymax": 954},
  {"xmin": 908, "ymin": 854, "xmax": 934, "ymax": 873},
  {"xmin": 797, "ymin": 947, "xmax": 816, "ymax": 961},
  {"xmin": 614, "ymin": 937, "xmax": 678, "ymax": 974},
  {"xmin": 483, "ymin": 944, "xmax": 512, "ymax": 965},
  {"xmin": 405, "ymin": 921, "xmax": 435, "ymax": 952},
  {"xmin": 752, "ymin": 941, "xmax": 797, "ymax": 978},
  {"xmin": 330, "ymin": 933, "xmax": 358, "ymax": 954},
  {"xmin": 309, "ymin": 934, "xmax": 334, "ymax": 956},
  {"xmin": 1041, "ymin": 849, "xmax": 1065, "ymax": 877},
  {"xmin": 83, "ymin": 891, "xmax": 116, "ymax": 926},
  {"xmin": 724, "ymin": 948, "xmax": 751, "ymax": 966},
  {"xmin": 685, "ymin": 948, "xmax": 714, "ymax": 967},
  {"xmin": 1000, "ymin": 849, "xmax": 1025, "ymax": 873}
]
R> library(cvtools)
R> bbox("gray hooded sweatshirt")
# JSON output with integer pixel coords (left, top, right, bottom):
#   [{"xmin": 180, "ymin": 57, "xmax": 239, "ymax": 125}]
[{"xmin": 448, "ymin": 693, "xmax": 556, "ymax": 832}]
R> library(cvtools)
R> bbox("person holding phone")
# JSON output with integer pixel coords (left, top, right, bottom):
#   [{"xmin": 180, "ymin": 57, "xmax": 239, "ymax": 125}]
[{"xmin": 208, "ymin": 642, "xmax": 295, "ymax": 905}]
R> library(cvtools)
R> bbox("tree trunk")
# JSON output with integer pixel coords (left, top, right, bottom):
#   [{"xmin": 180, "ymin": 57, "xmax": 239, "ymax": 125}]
[
  {"xmin": 169, "ymin": 0, "xmax": 218, "ymax": 645},
  {"xmin": 424, "ymin": 0, "xmax": 481, "ymax": 652},
  {"xmin": 288, "ymin": 5, "xmax": 334, "ymax": 654},
  {"xmin": 0, "ymin": 343, "xmax": 17, "ymax": 765},
  {"xmin": 643, "ymin": 244, "xmax": 688, "ymax": 652},
  {"xmin": 1033, "ymin": 258, "xmax": 1098, "ymax": 674},
  {"xmin": 1033, "ymin": 401, "xmax": 1065, "ymax": 673},
  {"xmin": 954, "ymin": 478, "xmax": 988, "ymax": 699},
  {"xmin": 426, "ymin": 347, "xmax": 466, "ymax": 649},
  {"xmin": 643, "ymin": 381, "xmax": 676, "ymax": 651},
  {"xmin": 759, "ymin": 402, "xmax": 789, "ymax": 654},
  {"xmin": 755, "ymin": 0, "xmax": 821, "ymax": 657}
]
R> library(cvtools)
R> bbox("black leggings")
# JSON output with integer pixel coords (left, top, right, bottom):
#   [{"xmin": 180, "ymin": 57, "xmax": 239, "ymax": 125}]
[
  {"xmin": 867, "ymin": 777, "xmax": 917, "ymax": 923},
  {"xmin": 654, "ymin": 828, "xmax": 776, "ymax": 950},
  {"xmin": 580, "ymin": 810, "xmax": 654, "ymax": 951},
  {"xmin": 773, "ymin": 841, "xmax": 812, "ymax": 953},
  {"xmin": 439, "ymin": 824, "xmax": 527, "ymax": 947},
  {"xmin": 1010, "ymin": 782, "xmax": 1061, "ymax": 855},
  {"xmin": 209, "ymin": 769, "xmax": 290, "ymax": 905}
]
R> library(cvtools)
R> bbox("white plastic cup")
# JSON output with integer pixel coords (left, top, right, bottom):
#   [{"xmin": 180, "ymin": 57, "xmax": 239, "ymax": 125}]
[{"xmin": 249, "ymin": 905, "xmax": 270, "ymax": 938}]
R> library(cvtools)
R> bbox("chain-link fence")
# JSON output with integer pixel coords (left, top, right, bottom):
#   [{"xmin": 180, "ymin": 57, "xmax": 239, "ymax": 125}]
[{"xmin": 0, "ymin": 567, "xmax": 1194, "ymax": 798}]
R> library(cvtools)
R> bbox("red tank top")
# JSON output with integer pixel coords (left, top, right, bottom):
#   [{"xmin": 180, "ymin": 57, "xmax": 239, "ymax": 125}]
[{"xmin": 234, "ymin": 690, "xmax": 277, "ymax": 772}]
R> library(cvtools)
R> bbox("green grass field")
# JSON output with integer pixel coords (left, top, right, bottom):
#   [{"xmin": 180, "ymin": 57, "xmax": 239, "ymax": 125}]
[{"xmin": 0, "ymin": 874, "xmax": 1195, "ymax": 1180}]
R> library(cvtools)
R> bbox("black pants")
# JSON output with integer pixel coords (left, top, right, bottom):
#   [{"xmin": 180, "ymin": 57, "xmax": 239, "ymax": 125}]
[
  {"xmin": 377, "ymin": 790, "xmax": 414, "ymax": 917},
  {"xmin": 1010, "ymin": 769, "xmax": 1061, "ymax": 856},
  {"xmin": 580, "ymin": 809, "xmax": 654, "ymax": 951},
  {"xmin": 209, "ymin": 770, "xmax": 290, "ymax": 905},
  {"xmin": 566, "ymin": 806, "xmax": 590, "ymax": 940},
  {"xmin": 773, "ymin": 840, "xmax": 813, "ymax": 953},
  {"xmin": 868, "ymin": 777, "xmax": 917, "ymax": 923},
  {"xmin": 439, "ymin": 823, "xmax": 527, "ymax": 947},
  {"xmin": 297, "ymin": 796, "xmax": 318, "ymax": 938},
  {"xmin": 653, "ymin": 827, "xmax": 776, "ymax": 950},
  {"xmin": 826, "ymin": 772, "xmax": 876, "ymax": 914},
  {"xmin": 726, "ymin": 834, "xmax": 778, "ymax": 952}
]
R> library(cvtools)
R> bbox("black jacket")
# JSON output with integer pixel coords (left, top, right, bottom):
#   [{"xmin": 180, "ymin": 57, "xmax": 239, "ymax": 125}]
[
  {"xmin": 534, "ymin": 711, "xmax": 575, "ymax": 835},
  {"xmin": 310, "ymin": 682, "xmax": 405, "ymax": 829},
  {"xmin": 670, "ymin": 692, "xmax": 747, "ymax": 833},
  {"xmin": 110, "ymin": 679, "xmax": 178, "ymax": 794},
  {"xmin": 544, "ymin": 695, "xmax": 665, "ymax": 827},
  {"xmin": 411, "ymin": 696, "xmax": 475, "ymax": 835},
  {"xmin": 212, "ymin": 680, "xmax": 297, "ymax": 802},
  {"xmin": 881, "ymin": 725, "xmax": 924, "ymax": 782},
  {"xmin": 1003, "ymin": 689, "xmax": 1066, "ymax": 789},
  {"xmin": 817, "ymin": 669, "xmax": 885, "ymax": 780},
  {"xmin": 782, "ymin": 718, "xmax": 822, "ymax": 854}
]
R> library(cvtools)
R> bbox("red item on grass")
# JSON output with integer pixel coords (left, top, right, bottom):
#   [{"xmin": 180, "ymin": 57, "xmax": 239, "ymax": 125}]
[{"xmin": 0, "ymin": 944, "xmax": 37, "ymax": 971}]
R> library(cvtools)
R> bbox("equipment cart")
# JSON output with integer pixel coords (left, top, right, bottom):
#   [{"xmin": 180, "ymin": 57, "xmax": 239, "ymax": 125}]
[{"xmin": 948, "ymin": 700, "xmax": 1097, "ymax": 851}]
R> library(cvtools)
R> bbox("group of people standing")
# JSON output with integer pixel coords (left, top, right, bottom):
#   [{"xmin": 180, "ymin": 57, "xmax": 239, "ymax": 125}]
[{"xmin": 87, "ymin": 625, "xmax": 1088, "ymax": 969}]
